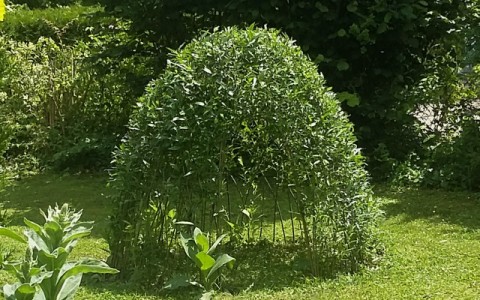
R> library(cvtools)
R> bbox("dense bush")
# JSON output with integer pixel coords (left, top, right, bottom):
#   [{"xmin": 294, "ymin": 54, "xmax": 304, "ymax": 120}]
[
  {"xmin": 0, "ymin": 34, "xmax": 149, "ymax": 172},
  {"xmin": 381, "ymin": 61, "xmax": 480, "ymax": 191},
  {"xmin": 0, "ymin": 4, "xmax": 107, "ymax": 43},
  {"xmin": 8, "ymin": 0, "xmax": 84, "ymax": 9},
  {"xmin": 109, "ymin": 27, "xmax": 380, "ymax": 279},
  {"xmin": 425, "ymin": 104, "xmax": 480, "ymax": 191}
]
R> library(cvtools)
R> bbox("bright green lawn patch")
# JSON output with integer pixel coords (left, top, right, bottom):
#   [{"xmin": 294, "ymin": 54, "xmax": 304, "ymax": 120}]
[{"xmin": 1, "ymin": 174, "xmax": 480, "ymax": 299}]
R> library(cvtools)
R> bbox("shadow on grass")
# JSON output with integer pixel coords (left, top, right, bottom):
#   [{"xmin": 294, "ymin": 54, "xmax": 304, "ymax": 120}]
[
  {"xmin": 377, "ymin": 186, "xmax": 480, "ymax": 229},
  {"xmin": 79, "ymin": 241, "xmax": 342, "ymax": 300},
  {"xmin": 121, "ymin": 242, "xmax": 342, "ymax": 299},
  {"xmin": 0, "ymin": 172, "xmax": 112, "ymax": 237},
  {"xmin": 223, "ymin": 242, "xmax": 324, "ymax": 293}
]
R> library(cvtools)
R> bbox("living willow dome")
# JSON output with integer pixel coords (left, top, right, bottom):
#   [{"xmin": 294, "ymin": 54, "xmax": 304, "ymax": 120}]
[{"xmin": 109, "ymin": 27, "xmax": 380, "ymax": 277}]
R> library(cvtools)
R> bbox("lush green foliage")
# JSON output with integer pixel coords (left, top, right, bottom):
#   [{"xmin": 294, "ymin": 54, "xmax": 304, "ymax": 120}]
[
  {"xmin": 378, "ymin": 60, "xmax": 480, "ymax": 191},
  {"xmin": 426, "ymin": 113, "xmax": 480, "ymax": 191},
  {"xmin": 109, "ymin": 27, "xmax": 380, "ymax": 280},
  {"xmin": 0, "ymin": 203, "xmax": 118, "ymax": 300},
  {"xmin": 99, "ymin": 0, "xmax": 477, "ymax": 166},
  {"xmin": 9, "ymin": 0, "xmax": 84, "ymax": 9},
  {"xmin": 165, "ymin": 226, "xmax": 235, "ymax": 296},
  {"xmin": 0, "ymin": 4, "xmax": 104, "ymax": 43},
  {"xmin": 0, "ymin": 30, "xmax": 149, "ymax": 172}
]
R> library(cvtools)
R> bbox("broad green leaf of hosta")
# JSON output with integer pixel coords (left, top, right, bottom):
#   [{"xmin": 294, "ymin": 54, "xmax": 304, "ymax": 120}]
[{"xmin": 0, "ymin": 0, "xmax": 5, "ymax": 22}]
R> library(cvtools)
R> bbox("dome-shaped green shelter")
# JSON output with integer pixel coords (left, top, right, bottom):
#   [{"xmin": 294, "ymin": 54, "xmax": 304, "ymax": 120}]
[{"xmin": 109, "ymin": 27, "xmax": 380, "ymax": 277}]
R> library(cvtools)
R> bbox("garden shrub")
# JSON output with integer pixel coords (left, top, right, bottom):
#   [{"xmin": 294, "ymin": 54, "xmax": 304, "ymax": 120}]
[
  {"xmin": 0, "ymin": 35, "xmax": 143, "ymax": 173},
  {"xmin": 9, "ymin": 0, "xmax": 82, "ymax": 9},
  {"xmin": 0, "ymin": 4, "xmax": 105, "ymax": 44},
  {"xmin": 426, "ymin": 111, "xmax": 480, "ymax": 191},
  {"xmin": 109, "ymin": 27, "xmax": 381, "ymax": 279},
  {"xmin": 396, "ymin": 60, "xmax": 480, "ymax": 191}
]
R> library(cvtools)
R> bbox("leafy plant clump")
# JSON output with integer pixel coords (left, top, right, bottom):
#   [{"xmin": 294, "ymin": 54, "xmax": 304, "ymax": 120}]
[
  {"xmin": 0, "ymin": 203, "xmax": 119, "ymax": 300},
  {"xmin": 165, "ymin": 226, "xmax": 235, "ymax": 298},
  {"xmin": 109, "ymin": 27, "xmax": 381, "ymax": 279}
]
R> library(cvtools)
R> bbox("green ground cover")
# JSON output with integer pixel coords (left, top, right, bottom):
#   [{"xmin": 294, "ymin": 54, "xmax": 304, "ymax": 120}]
[{"xmin": 1, "ymin": 174, "xmax": 479, "ymax": 299}]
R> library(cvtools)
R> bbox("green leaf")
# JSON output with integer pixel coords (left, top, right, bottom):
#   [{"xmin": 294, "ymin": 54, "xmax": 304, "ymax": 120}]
[
  {"xmin": 314, "ymin": 54, "xmax": 325, "ymax": 63},
  {"xmin": 55, "ymin": 274, "xmax": 82, "ymax": 300},
  {"xmin": 347, "ymin": 96, "xmax": 360, "ymax": 107},
  {"xmin": 163, "ymin": 274, "xmax": 193, "ymax": 290},
  {"xmin": 15, "ymin": 284, "xmax": 36, "ymax": 295},
  {"xmin": 193, "ymin": 228, "xmax": 209, "ymax": 252},
  {"xmin": 3, "ymin": 283, "xmax": 38, "ymax": 300},
  {"xmin": 315, "ymin": 2, "xmax": 328, "ymax": 12},
  {"xmin": 195, "ymin": 252, "xmax": 215, "ymax": 271},
  {"xmin": 203, "ymin": 67, "xmax": 212, "ymax": 75},
  {"xmin": 207, "ymin": 234, "xmax": 226, "ymax": 255},
  {"xmin": 61, "ymin": 225, "xmax": 92, "ymax": 246},
  {"xmin": 167, "ymin": 209, "xmax": 176, "ymax": 219},
  {"xmin": 337, "ymin": 92, "xmax": 360, "ymax": 107},
  {"xmin": 23, "ymin": 219, "xmax": 44, "ymax": 235},
  {"xmin": 24, "ymin": 229, "xmax": 50, "ymax": 253},
  {"xmin": 0, "ymin": 227, "xmax": 27, "ymax": 243},
  {"xmin": 30, "ymin": 269, "xmax": 53, "ymax": 286},
  {"xmin": 384, "ymin": 12, "xmax": 392, "ymax": 23},
  {"xmin": 60, "ymin": 260, "xmax": 119, "ymax": 282},
  {"xmin": 43, "ymin": 221, "xmax": 62, "ymax": 234},
  {"xmin": 346, "ymin": 2, "xmax": 357, "ymax": 12},
  {"xmin": 238, "ymin": 156, "xmax": 244, "ymax": 166},
  {"xmin": 206, "ymin": 254, "xmax": 235, "ymax": 281},
  {"xmin": 174, "ymin": 221, "xmax": 194, "ymax": 226},
  {"xmin": 400, "ymin": 6, "xmax": 416, "ymax": 19},
  {"xmin": 337, "ymin": 29, "xmax": 347, "ymax": 37},
  {"xmin": 179, "ymin": 232, "xmax": 197, "ymax": 260},
  {"xmin": 336, "ymin": 60, "xmax": 350, "ymax": 71},
  {"xmin": 377, "ymin": 23, "xmax": 388, "ymax": 34}
]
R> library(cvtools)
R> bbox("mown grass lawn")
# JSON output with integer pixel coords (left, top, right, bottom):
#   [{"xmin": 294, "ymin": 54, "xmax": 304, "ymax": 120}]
[{"xmin": 1, "ymin": 174, "xmax": 479, "ymax": 299}]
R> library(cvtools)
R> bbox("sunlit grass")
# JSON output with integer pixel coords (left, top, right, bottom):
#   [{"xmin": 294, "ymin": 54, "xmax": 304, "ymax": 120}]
[{"xmin": 1, "ymin": 174, "xmax": 480, "ymax": 299}]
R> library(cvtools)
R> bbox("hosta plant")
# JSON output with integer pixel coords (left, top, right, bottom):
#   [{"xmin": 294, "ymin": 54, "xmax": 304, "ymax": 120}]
[
  {"xmin": 165, "ymin": 227, "xmax": 235, "ymax": 297},
  {"xmin": 0, "ymin": 203, "xmax": 119, "ymax": 300}
]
